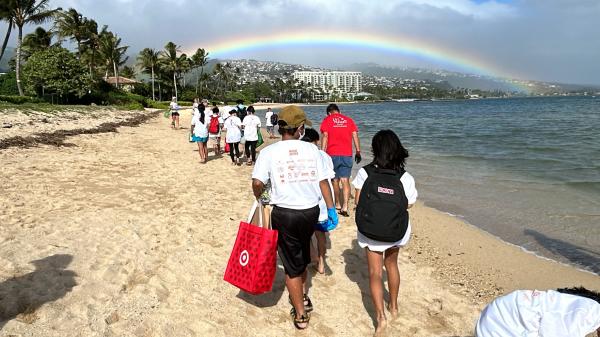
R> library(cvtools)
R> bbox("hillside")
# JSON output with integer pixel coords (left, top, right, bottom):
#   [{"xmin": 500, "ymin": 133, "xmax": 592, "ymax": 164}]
[{"xmin": 0, "ymin": 47, "xmax": 14, "ymax": 72}]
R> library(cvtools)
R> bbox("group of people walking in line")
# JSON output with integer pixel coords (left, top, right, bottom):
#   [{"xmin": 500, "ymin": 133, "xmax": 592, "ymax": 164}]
[
  {"xmin": 169, "ymin": 97, "xmax": 276, "ymax": 165},
  {"xmin": 250, "ymin": 103, "xmax": 418, "ymax": 334},
  {"xmin": 177, "ymin": 97, "xmax": 600, "ymax": 336}
]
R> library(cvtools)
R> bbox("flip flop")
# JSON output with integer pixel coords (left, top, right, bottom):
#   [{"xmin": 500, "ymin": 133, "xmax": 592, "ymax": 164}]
[{"xmin": 339, "ymin": 210, "xmax": 350, "ymax": 217}]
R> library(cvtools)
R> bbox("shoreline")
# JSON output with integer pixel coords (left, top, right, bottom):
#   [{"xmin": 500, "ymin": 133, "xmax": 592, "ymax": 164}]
[{"xmin": 0, "ymin": 106, "xmax": 597, "ymax": 336}]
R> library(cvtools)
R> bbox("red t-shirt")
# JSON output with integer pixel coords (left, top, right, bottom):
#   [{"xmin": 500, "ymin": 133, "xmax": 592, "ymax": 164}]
[{"xmin": 320, "ymin": 113, "xmax": 358, "ymax": 156}]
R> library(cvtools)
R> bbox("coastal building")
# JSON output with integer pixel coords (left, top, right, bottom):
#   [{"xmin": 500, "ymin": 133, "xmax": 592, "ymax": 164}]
[
  {"xmin": 293, "ymin": 71, "xmax": 362, "ymax": 99},
  {"xmin": 104, "ymin": 76, "xmax": 140, "ymax": 92}
]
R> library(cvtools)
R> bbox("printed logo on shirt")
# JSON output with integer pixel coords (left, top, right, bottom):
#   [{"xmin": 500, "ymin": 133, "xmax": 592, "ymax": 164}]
[
  {"xmin": 332, "ymin": 117, "xmax": 348, "ymax": 127},
  {"xmin": 378, "ymin": 186, "xmax": 395, "ymax": 195},
  {"xmin": 289, "ymin": 149, "xmax": 298, "ymax": 156}
]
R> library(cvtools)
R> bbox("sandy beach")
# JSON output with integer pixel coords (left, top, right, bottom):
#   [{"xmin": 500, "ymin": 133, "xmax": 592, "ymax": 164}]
[{"xmin": 0, "ymin": 107, "xmax": 598, "ymax": 337}]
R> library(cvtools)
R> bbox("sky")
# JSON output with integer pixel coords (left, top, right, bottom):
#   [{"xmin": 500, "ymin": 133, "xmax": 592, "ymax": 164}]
[{"xmin": 2, "ymin": 0, "xmax": 600, "ymax": 84}]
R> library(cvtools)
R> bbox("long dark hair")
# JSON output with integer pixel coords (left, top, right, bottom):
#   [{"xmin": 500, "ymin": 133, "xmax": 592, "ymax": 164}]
[
  {"xmin": 198, "ymin": 104, "xmax": 205, "ymax": 124},
  {"xmin": 557, "ymin": 287, "xmax": 600, "ymax": 304},
  {"xmin": 371, "ymin": 129, "xmax": 409, "ymax": 172}
]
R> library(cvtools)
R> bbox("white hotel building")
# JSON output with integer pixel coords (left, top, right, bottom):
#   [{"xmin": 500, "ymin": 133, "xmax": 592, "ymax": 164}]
[{"xmin": 292, "ymin": 71, "xmax": 362, "ymax": 99}]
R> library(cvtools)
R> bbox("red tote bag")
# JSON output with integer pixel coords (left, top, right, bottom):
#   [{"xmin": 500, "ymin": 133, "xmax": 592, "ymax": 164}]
[{"xmin": 224, "ymin": 202, "xmax": 278, "ymax": 295}]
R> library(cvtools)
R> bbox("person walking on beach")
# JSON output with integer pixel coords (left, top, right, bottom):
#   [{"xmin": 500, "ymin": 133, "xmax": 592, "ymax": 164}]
[
  {"xmin": 301, "ymin": 128, "xmax": 335, "ymax": 275},
  {"xmin": 265, "ymin": 107, "xmax": 277, "ymax": 139},
  {"xmin": 242, "ymin": 106, "xmax": 261, "ymax": 166},
  {"xmin": 223, "ymin": 109, "xmax": 243, "ymax": 165},
  {"xmin": 476, "ymin": 287, "xmax": 600, "ymax": 337},
  {"xmin": 352, "ymin": 130, "xmax": 417, "ymax": 334},
  {"xmin": 169, "ymin": 97, "xmax": 180, "ymax": 129},
  {"xmin": 320, "ymin": 103, "xmax": 361, "ymax": 217},
  {"xmin": 252, "ymin": 105, "xmax": 337, "ymax": 330},
  {"xmin": 190, "ymin": 105, "xmax": 209, "ymax": 163},
  {"xmin": 236, "ymin": 99, "xmax": 247, "ymax": 121},
  {"xmin": 208, "ymin": 107, "xmax": 223, "ymax": 156}
]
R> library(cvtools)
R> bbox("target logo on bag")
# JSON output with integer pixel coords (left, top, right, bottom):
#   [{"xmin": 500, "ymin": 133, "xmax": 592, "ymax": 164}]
[{"xmin": 239, "ymin": 250, "xmax": 250, "ymax": 266}]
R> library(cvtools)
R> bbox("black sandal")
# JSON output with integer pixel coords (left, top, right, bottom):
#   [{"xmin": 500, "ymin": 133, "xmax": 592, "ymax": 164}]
[
  {"xmin": 339, "ymin": 210, "xmax": 350, "ymax": 217},
  {"xmin": 288, "ymin": 294, "xmax": 313, "ymax": 312},
  {"xmin": 290, "ymin": 307, "xmax": 310, "ymax": 330}
]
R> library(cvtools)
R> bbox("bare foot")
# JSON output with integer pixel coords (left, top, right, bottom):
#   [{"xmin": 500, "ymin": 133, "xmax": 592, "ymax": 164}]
[
  {"xmin": 388, "ymin": 307, "xmax": 398, "ymax": 320},
  {"xmin": 374, "ymin": 317, "xmax": 388, "ymax": 336}
]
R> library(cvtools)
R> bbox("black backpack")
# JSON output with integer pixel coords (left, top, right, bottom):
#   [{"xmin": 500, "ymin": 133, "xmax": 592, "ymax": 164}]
[
  {"xmin": 356, "ymin": 164, "xmax": 409, "ymax": 242},
  {"xmin": 270, "ymin": 113, "xmax": 278, "ymax": 125},
  {"xmin": 237, "ymin": 106, "xmax": 247, "ymax": 121}
]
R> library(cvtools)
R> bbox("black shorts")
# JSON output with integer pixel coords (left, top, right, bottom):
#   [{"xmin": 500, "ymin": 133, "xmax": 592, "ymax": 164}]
[
  {"xmin": 271, "ymin": 205, "xmax": 319, "ymax": 277},
  {"xmin": 171, "ymin": 112, "xmax": 180, "ymax": 117}
]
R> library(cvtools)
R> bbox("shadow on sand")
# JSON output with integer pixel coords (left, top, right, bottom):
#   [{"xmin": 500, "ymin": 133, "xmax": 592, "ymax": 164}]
[
  {"xmin": 236, "ymin": 263, "xmax": 286, "ymax": 308},
  {"xmin": 342, "ymin": 239, "xmax": 390, "ymax": 328},
  {"xmin": 0, "ymin": 254, "xmax": 77, "ymax": 330},
  {"xmin": 524, "ymin": 229, "xmax": 600, "ymax": 275}
]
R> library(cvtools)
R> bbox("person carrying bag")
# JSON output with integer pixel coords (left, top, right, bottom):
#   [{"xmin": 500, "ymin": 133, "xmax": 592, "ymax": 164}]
[{"xmin": 224, "ymin": 201, "xmax": 278, "ymax": 295}]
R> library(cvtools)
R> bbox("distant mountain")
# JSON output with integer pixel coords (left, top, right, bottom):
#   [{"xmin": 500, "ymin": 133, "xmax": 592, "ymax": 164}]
[
  {"xmin": 0, "ymin": 47, "xmax": 15, "ymax": 72},
  {"xmin": 346, "ymin": 63, "xmax": 519, "ymax": 92}
]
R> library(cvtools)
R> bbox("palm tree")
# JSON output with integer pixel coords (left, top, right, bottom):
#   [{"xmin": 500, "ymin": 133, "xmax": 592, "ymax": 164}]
[
  {"xmin": 161, "ymin": 41, "xmax": 183, "ymax": 99},
  {"xmin": 99, "ymin": 31, "xmax": 128, "ymax": 89},
  {"xmin": 120, "ymin": 65, "xmax": 135, "ymax": 79},
  {"xmin": 191, "ymin": 48, "xmax": 209, "ymax": 95},
  {"xmin": 53, "ymin": 8, "xmax": 87, "ymax": 59},
  {"xmin": 179, "ymin": 54, "xmax": 191, "ymax": 87},
  {"xmin": 137, "ymin": 48, "xmax": 160, "ymax": 100},
  {"xmin": 80, "ymin": 20, "xmax": 104, "ymax": 79},
  {"xmin": 21, "ymin": 26, "xmax": 52, "ymax": 59},
  {"xmin": 0, "ymin": 0, "xmax": 14, "ymax": 62},
  {"xmin": 10, "ymin": 0, "xmax": 60, "ymax": 95}
]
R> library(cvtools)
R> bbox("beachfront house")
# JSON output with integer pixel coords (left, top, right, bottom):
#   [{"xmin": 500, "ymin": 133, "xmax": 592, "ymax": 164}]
[{"xmin": 104, "ymin": 76, "xmax": 140, "ymax": 92}]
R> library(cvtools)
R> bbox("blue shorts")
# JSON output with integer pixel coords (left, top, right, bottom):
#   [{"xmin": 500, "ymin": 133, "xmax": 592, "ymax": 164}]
[
  {"xmin": 192, "ymin": 135, "xmax": 208, "ymax": 143},
  {"xmin": 331, "ymin": 155, "xmax": 353, "ymax": 179}
]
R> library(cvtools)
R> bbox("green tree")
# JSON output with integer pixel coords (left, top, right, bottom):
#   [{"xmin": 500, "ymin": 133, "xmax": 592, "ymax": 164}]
[
  {"xmin": 53, "ymin": 8, "xmax": 87, "ymax": 59},
  {"xmin": 161, "ymin": 41, "xmax": 184, "ymax": 99},
  {"xmin": 120, "ymin": 65, "xmax": 135, "ymax": 79},
  {"xmin": 0, "ymin": 71, "xmax": 19, "ymax": 95},
  {"xmin": 21, "ymin": 26, "xmax": 52, "ymax": 59},
  {"xmin": 191, "ymin": 48, "xmax": 209, "ymax": 95},
  {"xmin": 137, "ymin": 47, "xmax": 159, "ymax": 101},
  {"xmin": 0, "ymin": 0, "xmax": 14, "ymax": 62},
  {"xmin": 10, "ymin": 0, "xmax": 60, "ymax": 96},
  {"xmin": 80, "ymin": 20, "xmax": 105, "ymax": 80},
  {"xmin": 22, "ymin": 46, "xmax": 88, "ymax": 99},
  {"xmin": 99, "ymin": 31, "xmax": 128, "ymax": 88}
]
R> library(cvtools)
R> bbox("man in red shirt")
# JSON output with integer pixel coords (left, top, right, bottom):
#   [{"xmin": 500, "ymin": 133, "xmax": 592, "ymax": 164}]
[{"xmin": 320, "ymin": 104, "xmax": 361, "ymax": 216}]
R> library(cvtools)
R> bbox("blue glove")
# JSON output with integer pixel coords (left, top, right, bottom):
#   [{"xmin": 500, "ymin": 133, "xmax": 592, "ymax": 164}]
[{"xmin": 327, "ymin": 208, "xmax": 339, "ymax": 227}]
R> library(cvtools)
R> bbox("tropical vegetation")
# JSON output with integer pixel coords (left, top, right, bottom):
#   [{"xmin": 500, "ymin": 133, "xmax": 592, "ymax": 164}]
[{"xmin": 0, "ymin": 1, "xmax": 508, "ymax": 107}]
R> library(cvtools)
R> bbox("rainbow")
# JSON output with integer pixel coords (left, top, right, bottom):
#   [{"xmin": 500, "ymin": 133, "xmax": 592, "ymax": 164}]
[{"xmin": 189, "ymin": 30, "xmax": 528, "ymax": 92}]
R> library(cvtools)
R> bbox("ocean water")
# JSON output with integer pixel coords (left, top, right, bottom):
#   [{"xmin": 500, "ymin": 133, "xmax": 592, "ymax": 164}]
[{"xmin": 291, "ymin": 97, "xmax": 600, "ymax": 274}]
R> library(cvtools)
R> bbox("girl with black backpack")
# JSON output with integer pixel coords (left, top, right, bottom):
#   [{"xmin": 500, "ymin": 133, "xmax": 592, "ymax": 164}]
[{"xmin": 351, "ymin": 130, "xmax": 418, "ymax": 334}]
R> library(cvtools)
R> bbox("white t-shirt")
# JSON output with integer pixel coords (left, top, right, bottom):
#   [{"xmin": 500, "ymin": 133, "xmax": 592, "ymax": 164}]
[
  {"xmin": 476, "ymin": 290, "xmax": 600, "ymax": 337},
  {"xmin": 265, "ymin": 110, "xmax": 274, "ymax": 127},
  {"xmin": 169, "ymin": 101, "xmax": 178, "ymax": 111},
  {"xmin": 252, "ymin": 140, "xmax": 335, "ymax": 210},
  {"xmin": 318, "ymin": 149, "xmax": 335, "ymax": 222},
  {"xmin": 242, "ymin": 114, "xmax": 262, "ymax": 141},
  {"xmin": 352, "ymin": 167, "xmax": 418, "ymax": 204},
  {"xmin": 223, "ymin": 116, "xmax": 242, "ymax": 143},
  {"xmin": 191, "ymin": 108, "xmax": 199, "ymax": 122},
  {"xmin": 191, "ymin": 113, "xmax": 208, "ymax": 138},
  {"xmin": 220, "ymin": 106, "xmax": 233, "ymax": 123}
]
